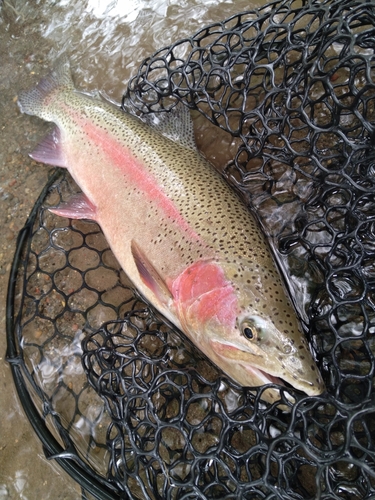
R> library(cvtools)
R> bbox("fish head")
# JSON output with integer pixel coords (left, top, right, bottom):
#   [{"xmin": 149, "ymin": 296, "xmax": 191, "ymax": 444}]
[{"xmin": 172, "ymin": 258, "xmax": 325, "ymax": 402}]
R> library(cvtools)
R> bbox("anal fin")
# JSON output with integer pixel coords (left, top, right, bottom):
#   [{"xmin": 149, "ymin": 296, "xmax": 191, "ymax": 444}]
[
  {"xmin": 30, "ymin": 127, "xmax": 67, "ymax": 168},
  {"xmin": 131, "ymin": 240, "xmax": 172, "ymax": 306},
  {"xmin": 49, "ymin": 193, "xmax": 97, "ymax": 220}
]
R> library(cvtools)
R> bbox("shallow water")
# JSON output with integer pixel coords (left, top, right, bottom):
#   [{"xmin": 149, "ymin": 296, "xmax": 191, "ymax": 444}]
[{"xmin": 0, "ymin": 0, "xmax": 270, "ymax": 498}]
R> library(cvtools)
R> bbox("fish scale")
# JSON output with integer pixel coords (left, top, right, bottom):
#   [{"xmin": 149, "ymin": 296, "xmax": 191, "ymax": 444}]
[{"xmin": 18, "ymin": 57, "xmax": 325, "ymax": 403}]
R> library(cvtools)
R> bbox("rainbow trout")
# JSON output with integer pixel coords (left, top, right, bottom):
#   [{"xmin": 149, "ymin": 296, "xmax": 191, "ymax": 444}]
[{"xmin": 18, "ymin": 58, "xmax": 324, "ymax": 403}]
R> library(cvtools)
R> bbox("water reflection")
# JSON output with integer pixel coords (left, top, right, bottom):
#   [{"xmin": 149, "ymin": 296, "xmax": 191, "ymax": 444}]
[
  {"xmin": 3, "ymin": 0, "xmax": 261, "ymax": 96},
  {"xmin": 87, "ymin": 0, "xmax": 143, "ymax": 20}
]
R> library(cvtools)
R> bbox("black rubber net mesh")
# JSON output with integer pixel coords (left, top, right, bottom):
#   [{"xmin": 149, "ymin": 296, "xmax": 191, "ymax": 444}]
[{"xmin": 6, "ymin": 0, "xmax": 375, "ymax": 499}]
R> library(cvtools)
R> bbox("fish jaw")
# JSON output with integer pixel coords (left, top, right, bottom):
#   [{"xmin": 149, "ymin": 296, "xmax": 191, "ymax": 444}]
[{"xmin": 207, "ymin": 331, "xmax": 323, "ymax": 398}]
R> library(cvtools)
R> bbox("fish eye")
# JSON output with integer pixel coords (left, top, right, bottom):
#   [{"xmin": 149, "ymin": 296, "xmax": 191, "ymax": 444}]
[
  {"xmin": 243, "ymin": 327, "xmax": 254, "ymax": 339},
  {"xmin": 241, "ymin": 321, "xmax": 257, "ymax": 341}
]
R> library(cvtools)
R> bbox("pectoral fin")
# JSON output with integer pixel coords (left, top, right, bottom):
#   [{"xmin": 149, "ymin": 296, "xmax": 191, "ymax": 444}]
[
  {"xmin": 49, "ymin": 193, "xmax": 97, "ymax": 220},
  {"xmin": 131, "ymin": 240, "xmax": 173, "ymax": 307}
]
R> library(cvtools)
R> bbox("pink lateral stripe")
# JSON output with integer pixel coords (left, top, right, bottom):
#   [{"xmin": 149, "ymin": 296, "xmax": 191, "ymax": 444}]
[{"xmin": 72, "ymin": 111, "xmax": 202, "ymax": 243}]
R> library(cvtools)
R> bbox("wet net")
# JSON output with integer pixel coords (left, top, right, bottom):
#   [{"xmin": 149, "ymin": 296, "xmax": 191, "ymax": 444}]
[{"xmin": 6, "ymin": 0, "xmax": 375, "ymax": 498}]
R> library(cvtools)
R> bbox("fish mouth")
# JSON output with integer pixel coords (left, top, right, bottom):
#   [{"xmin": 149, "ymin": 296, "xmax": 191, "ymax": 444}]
[
  {"xmin": 243, "ymin": 365, "xmax": 296, "ymax": 404},
  {"xmin": 242, "ymin": 364, "xmax": 285, "ymax": 387}
]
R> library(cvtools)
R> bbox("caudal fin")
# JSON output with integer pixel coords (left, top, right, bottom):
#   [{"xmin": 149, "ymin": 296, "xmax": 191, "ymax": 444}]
[{"xmin": 17, "ymin": 55, "xmax": 74, "ymax": 117}]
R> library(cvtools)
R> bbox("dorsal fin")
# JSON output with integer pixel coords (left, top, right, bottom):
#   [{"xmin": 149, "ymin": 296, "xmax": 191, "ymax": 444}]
[{"xmin": 122, "ymin": 100, "xmax": 197, "ymax": 152}]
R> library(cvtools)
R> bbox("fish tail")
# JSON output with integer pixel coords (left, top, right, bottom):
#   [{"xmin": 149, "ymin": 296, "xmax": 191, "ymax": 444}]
[{"xmin": 17, "ymin": 55, "xmax": 74, "ymax": 117}]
